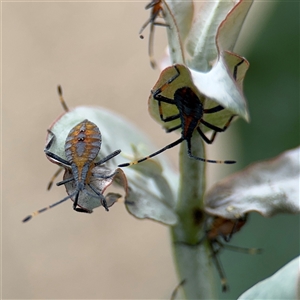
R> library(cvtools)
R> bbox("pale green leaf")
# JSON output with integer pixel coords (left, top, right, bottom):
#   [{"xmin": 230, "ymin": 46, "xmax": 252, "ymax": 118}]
[
  {"xmin": 238, "ymin": 256, "xmax": 300, "ymax": 300},
  {"xmin": 186, "ymin": 1, "xmax": 236, "ymax": 71},
  {"xmin": 205, "ymin": 147, "xmax": 300, "ymax": 219},
  {"xmin": 216, "ymin": 0, "xmax": 253, "ymax": 53},
  {"xmin": 191, "ymin": 51, "xmax": 250, "ymax": 122}
]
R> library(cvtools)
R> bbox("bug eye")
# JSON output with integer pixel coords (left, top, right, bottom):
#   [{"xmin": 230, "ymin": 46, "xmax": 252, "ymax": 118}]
[{"xmin": 78, "ymin": 137, "xmax": 85, "ymax": 141}]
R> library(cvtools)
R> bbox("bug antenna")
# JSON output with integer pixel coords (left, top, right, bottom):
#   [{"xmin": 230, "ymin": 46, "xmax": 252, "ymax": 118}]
[
  {"xmin": 57, "ymin": 85, "xmax": 69, "ymax": 112},
  {"xmin": 22, "ymin": 192, "xmax": 76, "ymax": 222}
]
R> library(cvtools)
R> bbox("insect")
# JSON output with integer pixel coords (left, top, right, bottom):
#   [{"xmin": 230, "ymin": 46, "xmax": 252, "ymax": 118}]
[
  {"xmin": 139, "ymin": 0, "xmax": 169, "ymax": 68},
  {"xmin": 118, "ymin": 60, "xmax": 245, "ymax": 168},
  {"xmin": 22, "ymin": 119, "xmax": 121, "ymax": 222},
  {"xmin": 203, "ymin": 215, "xmax": 262, "ymax": 292}
]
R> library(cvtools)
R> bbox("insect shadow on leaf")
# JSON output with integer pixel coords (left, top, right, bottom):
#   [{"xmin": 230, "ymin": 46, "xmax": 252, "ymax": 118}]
[
  {"xmin": 139, "ymin": 0, "xmax": 169, "ymax": 69},
  {"xmin": 22, "ymin": 87, "xmax": 121, "ymax": 222},
  {"xmin": 119, "ymin": 60, "xmax": 245, "ymax": 168},
  {"xmin": 176, "ymin": 214, "xmax": 262, "ymax": 292}
]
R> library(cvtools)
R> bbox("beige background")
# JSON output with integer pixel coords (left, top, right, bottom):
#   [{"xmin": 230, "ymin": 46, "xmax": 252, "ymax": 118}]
[{"xmin": 2, "ymin": 2, "xmax": 272, "ymax": 299}]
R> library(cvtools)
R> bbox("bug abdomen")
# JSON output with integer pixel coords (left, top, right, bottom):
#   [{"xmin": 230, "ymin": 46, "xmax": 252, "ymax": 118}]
[
  {"xmin": 174, "ymin": 87, "xmax": 204, "ymax": 138},
  {"xmin": 65, "ymin": 120, "xmax": 102, "ymax": 180}
]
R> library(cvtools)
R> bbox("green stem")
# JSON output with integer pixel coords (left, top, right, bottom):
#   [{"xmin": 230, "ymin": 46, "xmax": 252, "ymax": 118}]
[{"xmin": 170, "ymin": 135, "xmax": 217, "ymax": 299}]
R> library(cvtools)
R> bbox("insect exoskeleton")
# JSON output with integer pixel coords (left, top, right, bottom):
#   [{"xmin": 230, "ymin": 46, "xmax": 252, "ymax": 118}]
[
  {"xmin": 118, "ymin": 60, "xmax": 247, "ymax": 168},
  {"xmin": 23, "ymin": 119, "xmax": 122, "ymax": 222}
]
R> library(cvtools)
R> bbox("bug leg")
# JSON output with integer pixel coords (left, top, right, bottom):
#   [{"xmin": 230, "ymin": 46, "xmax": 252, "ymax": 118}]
[
  {"xmin": 220, "ymin": 243, "xmax": 263, "ymax": 254},
  {"xmin": 56, "ymin": 176, "xmax": 74, "ymax": 186},
  {"xmin": 87, "ymin": 184, "xmax": 109, "ymax": 211},
  {"xmin": 209, "ymin": 239, "xmax": 229, "ymax": 292},
  {"xmin": 186, "ymin": 138, "xmax": 236, "ymax": 164},
  {"xmin": 233, "ymin": 59, "xmax": 245, "ymax": 80},
  {"xmin": 44, "ymin": 149, "xmax": 70, "ymax": 167},
  {"xmin": 198, "ymin": 115, "xmax": 235, "ymax": 144},
  {"xmin": 47, "ymin": 167, "xmax": 64, "ymax": 190},
  {"xmin": 157, "ymin": 99, "xmax": 180, "ymax": 122},
  {"xmin": 204, "ymin": 105, "xmax": 225, "ymax": 114},
  {"xmin": 166, "ymin": 124, "xmax": 181, "ymax": 133},
  {"xmin": 73, "ymin": 192, "xmax": 80, "ymax": 211},
  {"xmin": 95, "ymin": 149, "xmax": 121, "ymax": 166},
  {"xmin": 118, "ymin": 137, "xmax": 184, "ymax": 167},
  {"xmin": 152, "ymin": 65, "xmax": 181, "ymax": 97},
  {"xmin": 72, "ymin": 191, "xmax": 92, "ymax": 213},
  {"xmin": 44, "ymin": 130, "xmax": 70, "ymax": 167}
]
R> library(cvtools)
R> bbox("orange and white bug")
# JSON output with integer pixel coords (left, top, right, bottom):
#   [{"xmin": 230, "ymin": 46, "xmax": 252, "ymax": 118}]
[
  {"xmin": 139, "ymin": 0, "xmax": 169, "ymax": 68},
  {"xmin": 22, "ymin": 119, "xmax": 121, "ymax": 222}
]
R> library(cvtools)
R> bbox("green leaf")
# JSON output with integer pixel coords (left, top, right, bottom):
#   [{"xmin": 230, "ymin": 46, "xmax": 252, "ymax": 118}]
[
  {"xmin": 238, "ymin": 256, "xmax": 300, "ymax": 300},
  {"xmin": 205, "ymin": 147, "xmax": 300, "ymax": 218}
]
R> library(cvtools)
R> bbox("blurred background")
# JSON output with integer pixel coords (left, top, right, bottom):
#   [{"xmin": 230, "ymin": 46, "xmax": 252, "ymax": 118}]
[{"xmin": 2, "ymin": 1, "xmax": 299, "ymax": 299}]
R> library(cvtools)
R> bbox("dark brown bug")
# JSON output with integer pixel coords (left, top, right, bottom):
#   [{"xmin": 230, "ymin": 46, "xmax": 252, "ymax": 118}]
[
  {"xmin": 22, "ymin": 119, "xmax": 121, "ymax": 222},
  {"xmin": 139, "ymin": 0, "xmax": 169, "ymax": 68},
  {"xmin": 118, "ymin": 60, "xmax": 245, "ymax": 168},
  {"xmin": 204, "ymin": 215, "xmax": 262, "ymax": 292}
]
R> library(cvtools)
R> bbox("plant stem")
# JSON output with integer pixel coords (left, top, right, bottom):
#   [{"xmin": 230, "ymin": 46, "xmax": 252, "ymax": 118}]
[{"xmin": 170, "ymin": 135, "xmax": 217, "ymax": 299}]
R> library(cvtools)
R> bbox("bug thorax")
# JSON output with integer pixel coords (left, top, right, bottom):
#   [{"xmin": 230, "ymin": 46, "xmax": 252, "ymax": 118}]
[
  {"xmin": 174, "ymin": 87, "xmax": 204, "ymax": 119},
  {"xmin": 173, "ymin": 87, "xmax": 204, "ymax": 138}
]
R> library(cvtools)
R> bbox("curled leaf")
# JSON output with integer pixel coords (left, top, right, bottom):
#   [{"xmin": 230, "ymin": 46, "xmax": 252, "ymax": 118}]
[
  {"xmin": 186, "ymin": 0, "xmax": 253, "ymax": 71},
  {"xmin": 216, "ymin": 0, "xmax": 253, "ymax": 54},
  {"xmin": 191, "ymin": 51, "xmax": 250, "ymax": 123},
  {"xmin": 205, "ymin": 147, "xmax": 300, "ymax": 219}
]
